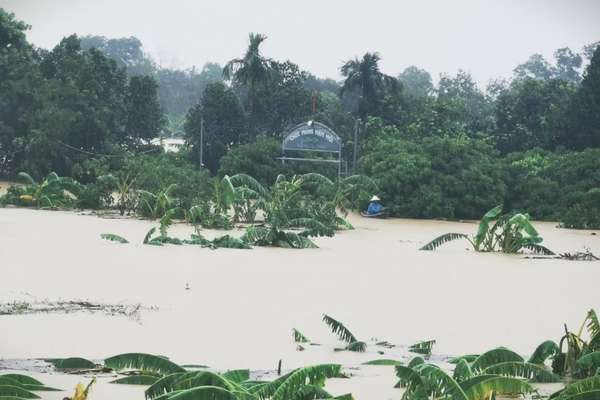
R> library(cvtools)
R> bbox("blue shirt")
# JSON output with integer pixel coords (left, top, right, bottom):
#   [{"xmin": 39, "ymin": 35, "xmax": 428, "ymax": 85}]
[{"xmin": 367, "ymin": 202, "xmax": 383, "ymax": 215}]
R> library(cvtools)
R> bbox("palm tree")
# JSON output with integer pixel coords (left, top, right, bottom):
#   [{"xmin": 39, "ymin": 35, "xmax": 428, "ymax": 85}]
[
  {"xmin": 223, "ymin": 33, "xmax": 274, "ymax": 113},
  {"xmin": 340, "ymin": 52, "xmax": 399, "ymax": 118}
]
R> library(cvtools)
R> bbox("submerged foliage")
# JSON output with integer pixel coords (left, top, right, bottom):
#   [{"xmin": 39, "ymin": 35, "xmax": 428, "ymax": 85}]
[
  {"xmin": 100, "ymin": 233, "xmax": 129, "ymax": 243},
  {"xmin": 409, "ymin": 340, "xmax": 436, "ymax": 356},
  {"xmin": 104, "ymin": 353, "xmax": 186, "ymax": 375},
  {"xmin": 3, "ymin": 309, "xmax": 600, "ymax": 400},
  {"xmin": 293, "ymin": 329, "xmax": 310, "ymax": 343},
  {"xmin": 0, "ymin": 373, "xmax": 62, "ymax": 398},
  {"xmin": 420, "ymin": 205, "xmax": 555, "ymax": 254},
  {"xmin": 1, "ymin": 172, "xmax": 83, "ymax": 209},
  {"xmin": 322, "ymin": 314, "xmax": 366, "ymax": 353}
]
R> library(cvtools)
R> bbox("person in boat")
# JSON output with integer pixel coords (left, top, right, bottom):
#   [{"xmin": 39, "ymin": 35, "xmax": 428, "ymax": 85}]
[{"xmin": 366, "ymin": 195, "xmax": 385, "ymax": 215}]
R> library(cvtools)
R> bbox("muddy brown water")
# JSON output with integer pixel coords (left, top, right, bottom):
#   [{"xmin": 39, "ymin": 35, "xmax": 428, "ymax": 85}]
[
  {"xmin": 0, "ymin": 181, "xmax": 11, "ymax": 196},
  {"xmin": 0, "ymin": 208, "xmax": 598, "ymax": 399}
]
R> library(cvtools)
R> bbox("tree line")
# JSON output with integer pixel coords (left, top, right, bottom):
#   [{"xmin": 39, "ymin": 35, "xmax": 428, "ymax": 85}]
[{"xmin": 1, "ymin": 8, "xmax": 599, "ymax": 226}]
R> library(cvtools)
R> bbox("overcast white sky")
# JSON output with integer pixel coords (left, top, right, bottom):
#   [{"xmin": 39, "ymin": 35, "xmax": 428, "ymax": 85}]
[{"xmin": 2, "ymin": 0, "xmax": 600, "ymax": 84}]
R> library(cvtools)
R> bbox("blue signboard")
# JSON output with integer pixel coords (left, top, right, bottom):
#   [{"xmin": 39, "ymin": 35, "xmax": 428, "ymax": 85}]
[{"xmin": 282, "ymin": 121, "xmax": 342, "ymax": 153}]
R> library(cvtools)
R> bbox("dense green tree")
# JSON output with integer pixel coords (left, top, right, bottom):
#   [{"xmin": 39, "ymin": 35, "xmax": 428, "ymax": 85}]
[
  {"xmin": 80, "ymin": 35, "xmax": 155, "ymax": 75},
  {"xmin": 303, "ymin": 74, "xmax": 340, "ymax": 93},
  {"xmin": 156, "ymin": 63, "xmax": 223, "ymax": 116},
  {"xmin": 485, "ymin": 78, "xmax": 509, "ymax": 100},
  {"xmin": 381, "ymin": 67, "xmax": 437, "ymax": 137},
  {"xmin": 223, "ymin": 33, "xmax": 274, "ymax": 114},
  {"xmin": 218, "ymin": 137, "xmax": 283, "ymax": 184},
  {"xmin": 125, "ymin": 75, "xmax": 164, "ymax": 143},
  {"xmin": 0, "ymin": 8, "xmax": 29, "ymax": 49},
  {"xmin": 583, "ymin": 41, "xmax": 600, "ymax": 61},
  {"xmin": 553, "ymin": 47, "xmax": 583, "ymax": 82},
  {"xmin": 561, "ymin": 188, "xmax": 600, "ymax": 229},
  {"xmin": 184, "ymin": 82, "xmax": 246, "ymax": 173},
  {"xmin": 0, "ymin": 18, "xmax": 168, "ymax": 178},
  {"xmin": 340, "ymin": 52, "xmax": 399, "ymax": 119},
  {"xmin": 312, "ymin": 91, "xmax": 355, "ymax": 141},
  {"xmin": 495, "ymin": 78, "xmax": 576, "ymax": 152},
  {"xmin": 514, "ymin": 54, "xmax": 554, "ymax": 80},
  {"xmin": 513, "ymin": 46, "xmax": 585, "ymax": 83},
  {"xmin": 0, "ymin": 9, "xmax": 40, "ymax": 176},
  {"xmin": 358, "ymin": 116, "xmax": 404, "ymax": 151},
  {"xmin": 218, "ymin": 137, "xmax": 337, "ymax": 183},
  {"xmin": 504, "ymin": 149, "xmax": 600, "ymax": 220},
  {"xmin": 30, "ymin": 35, "xmax": 129, "ymax": 175},
  {"xmin": 360, "ymin": 133, "xmax": 505, "ymax": 219},
  {"xmin": 564, "ymin": 47, "xmax": 600, "ymax": 149},
  {"xmin": 125, "ymin": 153, "xmax": 212, "ymax": 209},
  {"xmin": 251, "ymin": 60, "xmax": 312, "ymax": 135},
  {"xmin": 40, "ymin": 35, "xmax": 129, "ymax": 148},
  {"xmin": 435, "ymin": 70, "xmax": 495, "ymax": 137},
  {"xmin": 398, "ymin": 66, "xmax": 433, "ymax": 97},
  {"xmin": 80, "ymin": 35, "xmax": 223, "ymax": 117}
]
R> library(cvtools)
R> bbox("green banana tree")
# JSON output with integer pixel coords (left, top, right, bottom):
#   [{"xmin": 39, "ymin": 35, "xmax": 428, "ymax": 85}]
[
  {"xmin": 231, "ymin": 174, "xmax": 334, "ymax": 248},
  {"xmin": 396, "ymin": 347, "xmax": 556, "ymax": 400},
  {"xmin": 420, "ymin": 205, "xmax": 555, "ymax": 255},
  {"xmin": 138, "ymin": 184, "xmax": 178, "ymax": 219},
  {"xmin": 552, "ymin": 309, "xmax": 600, "ymax": 378},
  {"xmin": 301, "ymin": 173, "xmax": 379, "ymax": 217},
  {"xmin": 74, "ymin": 352, "xmax": 351, "ymax": 400},
  {"xmin": 112, "ymin": 170, "xmax": 139, "ymax": 216},
  {"xmin": 183, "ymin": 176, "xmax": 236, "ymax": 229},
  {"xmin": 0, "ymin": 372, "xmax": 63, "ymax": 397},
  {"xmin": 7, "ymin": 171, "xmax": 83, "ymax": 208},
  {"xmin": 212, "ymin": 176, "xmax": 236, "ymax": 215},
  {"xmin": 323, "ymin": 314, "xmax": 366, "ymax": 352},
  {"xmin": 228, "ymin": 172, "xmax": 377, "ymax": 248},
  {"xmin": 437, "ymin": 309, "xmax": 600, "ymax": 400}
]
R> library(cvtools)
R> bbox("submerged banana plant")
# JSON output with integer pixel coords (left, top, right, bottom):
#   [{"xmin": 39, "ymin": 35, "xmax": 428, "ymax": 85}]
[
  {"xmin": 100, "ymin": 233, "xmax": 129, "ymax": 244},
  {"xmin": 420, "ymin": 205, "xmax": 555, "ymax": 255},
  {"xmin": 5, "ymin": 171, "xmax": 83, "ymax": 209},
  {"xmin": 142, "ymin": 209, "xmax": 249, "ymax": 249},
  {"xmin": 124, "ymin": 351, "xmax": 349, "ymax": 400},
  {"xmin": 0, "ymin": 373, "xmax": 62, "ymax": 396},
  {"xmin": 553, "ymin": 309, "xmax": 600, "ymax": 378},
  {"xmin": 138, "ymin": 184, "xmax": 178, "ymax": 219},
  {"xmin": 323, "ymin": 314, "xmax": 366, "ymax": 352},
  {"xmin": 396, "ymin": 356, "xmax": 537, "ymax": 400},
  {"xmin": 409, "ymin": 340, "xmax": 436, "ymax": 356},
  {"xmin": 293, "ymin": 329, "xmax": 310, "ymax": 343}
]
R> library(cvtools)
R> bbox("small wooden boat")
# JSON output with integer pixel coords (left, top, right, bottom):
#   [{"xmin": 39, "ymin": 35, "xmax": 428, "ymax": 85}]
[{"xmin": 361, "ymin": 211, "xmax": 387, "ymax": 218}]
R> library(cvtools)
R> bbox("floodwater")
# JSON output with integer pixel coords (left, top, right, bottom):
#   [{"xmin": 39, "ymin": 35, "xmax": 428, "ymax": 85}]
[
  {"xmin": 1, "ymin": 208, "xmax": 599, "ymax": 399},
  {"xmin": 0, "ymin": 181, "xmax": 11, "ymax": 195}
]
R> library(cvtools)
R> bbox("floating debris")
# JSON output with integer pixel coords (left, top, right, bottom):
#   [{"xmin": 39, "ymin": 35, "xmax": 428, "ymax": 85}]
[
  {"xmin": 375, "ymin": 340, "xmax": 396, "ymax": 349},
  {"xmin": 559, "ymin": 250, "xmax": 599, "ymax": 261},
  {"xmin": 524, "ymin": 248, "xmax": 599, "ymax": 261},
  {"xmin": 0, "ymin": 300, "xmax": 156, "ymax": 322}
]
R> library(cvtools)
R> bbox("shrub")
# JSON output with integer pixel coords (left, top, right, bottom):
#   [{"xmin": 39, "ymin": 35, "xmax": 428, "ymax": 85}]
[
  {"xmin": 124, "ymin": 153, "xmax": 212, "ymax": 210},
  {"xmin": 561, "ymin": 188, "xmax": 600, "ymax": 229},
  {"xmin": 76, "ymin": 174, "xmax": 117, "ymax": 209},
  {"xmin": 218, "ymin": 137, "xmax": 338, "ymax": 185},
  {"xmin": 504, "ymin": 148, "xmax": 600, "ymax": 220},
  {"xmin": 218, "ymin": 137, "xmax": 284, "ymax": 185},
  {"xmin": 359, "ymin": 135, "xmax": 505, "ymax": 219}
]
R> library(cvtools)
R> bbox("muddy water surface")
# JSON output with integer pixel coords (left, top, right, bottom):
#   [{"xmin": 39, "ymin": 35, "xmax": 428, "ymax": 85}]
[
  {"xmin": 0, "ymin": 181, "xmax": 12, "ymax": 196},
  {"xmin": 1, "ymin": 208, "xmax": 599, "ymax": 398}
]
